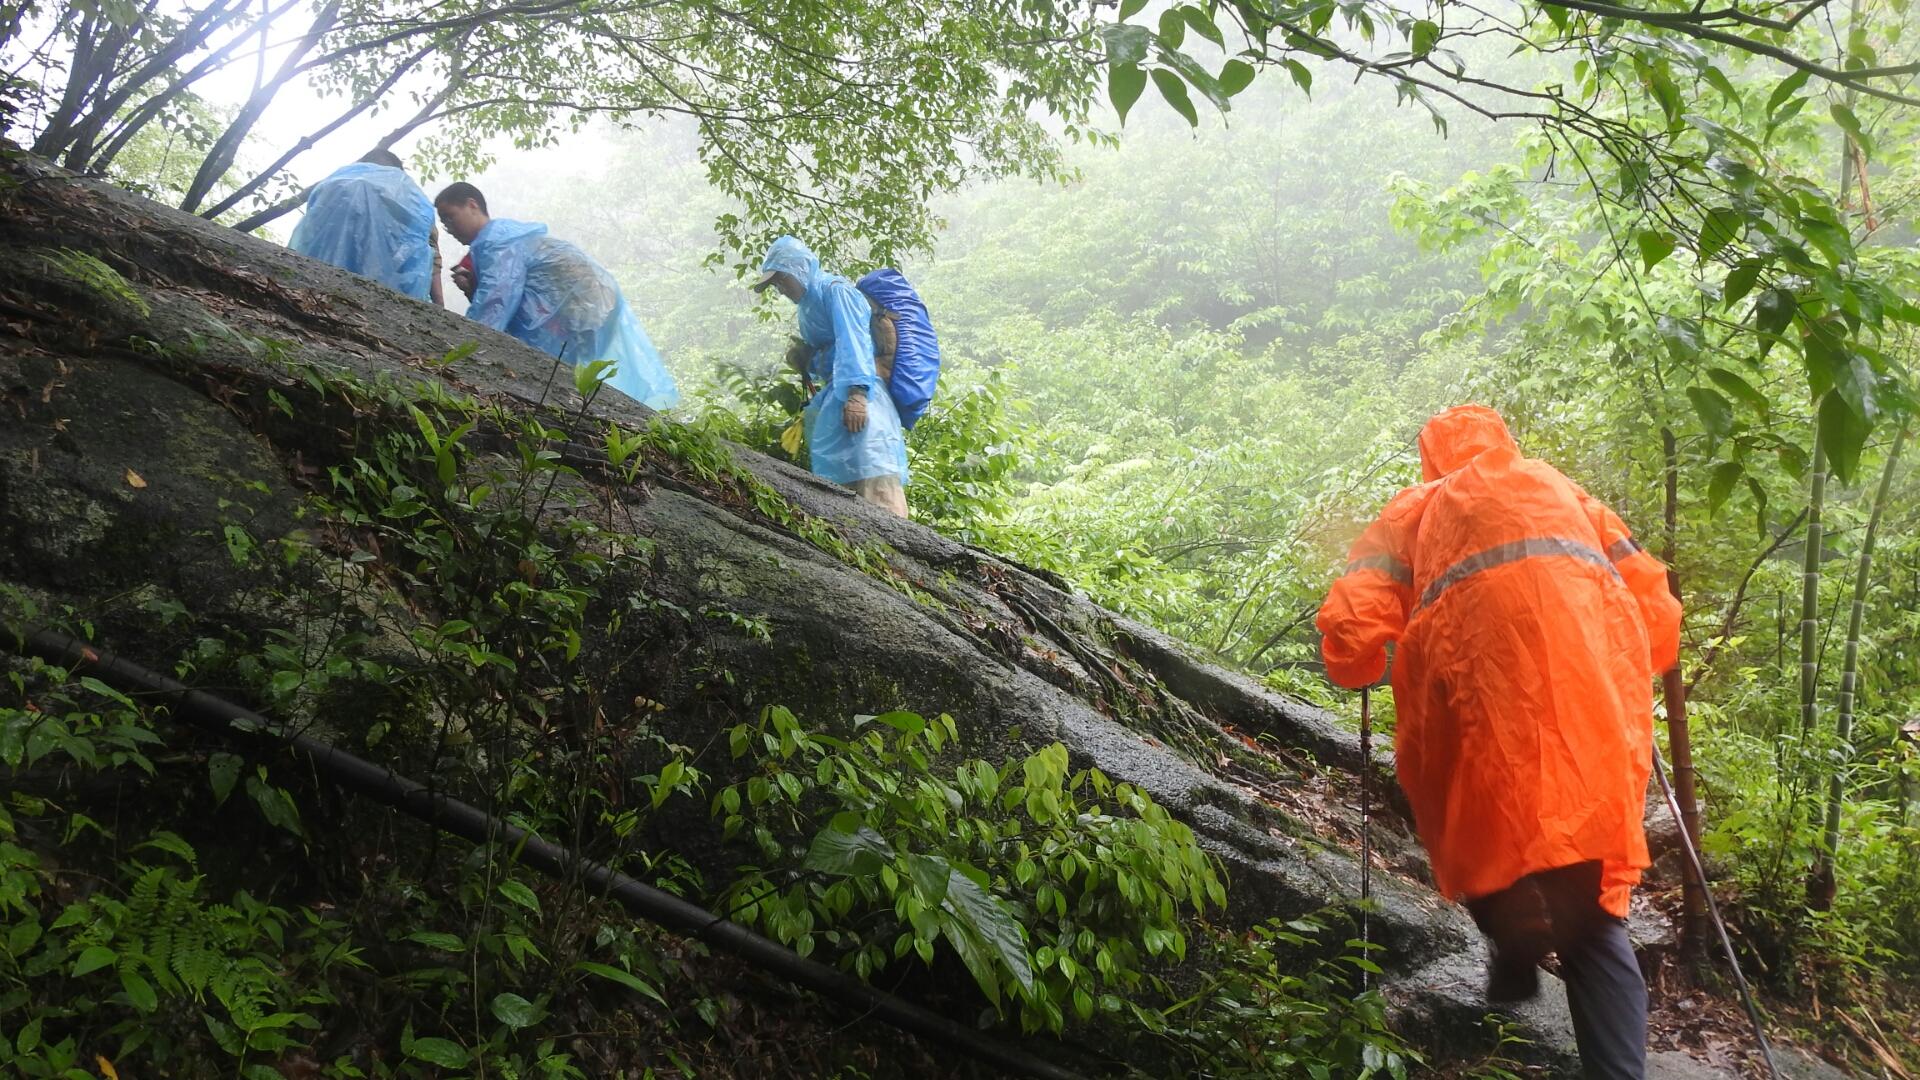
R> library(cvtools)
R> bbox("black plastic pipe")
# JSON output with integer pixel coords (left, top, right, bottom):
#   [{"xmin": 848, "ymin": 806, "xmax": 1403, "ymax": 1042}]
[{"xmin": 5, "ymin": 626, "xmax": 1087, "ymax": 1080}]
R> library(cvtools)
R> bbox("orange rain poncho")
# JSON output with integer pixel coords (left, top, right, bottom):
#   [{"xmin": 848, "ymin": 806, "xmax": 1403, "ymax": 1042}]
[{"xmin": 1317, "ymin": 405, "xmax": 1681, "ymax": 917}]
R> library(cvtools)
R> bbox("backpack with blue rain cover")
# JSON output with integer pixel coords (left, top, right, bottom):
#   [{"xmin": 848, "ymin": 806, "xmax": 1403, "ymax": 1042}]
[
  {"xmin": 288, "ymin": 162, "xmax": 436, "ymax": 301},
  {"xmin": 854, "ymin": 269, "xmax": 940, "ymax": 429}
]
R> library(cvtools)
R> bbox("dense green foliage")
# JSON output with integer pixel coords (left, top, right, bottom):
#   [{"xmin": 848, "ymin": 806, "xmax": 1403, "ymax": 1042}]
[{"xmin": 475, "ymin": 20, "xmax": 1920, "ymax": 1065}]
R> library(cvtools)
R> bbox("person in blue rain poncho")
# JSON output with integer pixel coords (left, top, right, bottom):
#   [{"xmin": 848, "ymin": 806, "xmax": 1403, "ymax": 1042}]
[
  {"xmin": 289, "ymin": 149, "xmax": 443, "ymax": 305},
  {"xmin": 754, "ymin": 236, "xmax": 910, "ymax": 518},
  {"xmin": 433, "ymin": 183, "xmax": 679, "ymax": 410}
]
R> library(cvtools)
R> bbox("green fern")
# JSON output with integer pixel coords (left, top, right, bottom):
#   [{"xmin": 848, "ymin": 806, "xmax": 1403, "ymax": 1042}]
[{"xmin": 37, "ymin": 246, "xmax": 151, "ymax": 316}]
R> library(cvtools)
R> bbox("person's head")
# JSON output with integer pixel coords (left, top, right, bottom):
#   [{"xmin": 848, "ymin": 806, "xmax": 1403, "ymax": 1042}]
[
  {"xmin": 1417, "ymin": 404, "xmax": 1517, "ymax": 481},
  {"xmin": 433, "ymin": 182, "xmax": 490, "ymax": 244},
  {"xmin": 359, "ymin": 148, "xmax": 404, "ymax": 169},
  {"xmin": 752, "ymin": 235, "xmax": 818, "ymax": 303}
]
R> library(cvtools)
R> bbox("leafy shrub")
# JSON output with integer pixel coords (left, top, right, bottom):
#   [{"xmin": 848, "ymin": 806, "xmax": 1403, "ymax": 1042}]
[{"xmin": 713, "ymin": 705, "xmax": 1225, "ymax": 1033}]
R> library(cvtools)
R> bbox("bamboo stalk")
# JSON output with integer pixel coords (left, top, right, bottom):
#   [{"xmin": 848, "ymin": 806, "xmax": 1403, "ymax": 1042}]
[
  {"xmin": 1798, "ymin": 421, "xmax": 1826, "ymax": 740},
  {"xmin": 1809, "ymin": 421, "xmax": 1908, "ymax": 910}
]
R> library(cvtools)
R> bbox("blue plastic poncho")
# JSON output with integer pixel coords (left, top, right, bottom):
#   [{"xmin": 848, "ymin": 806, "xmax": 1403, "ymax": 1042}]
[
  {"xmin": 288, "ymin": 162, "xmax": 436, "ymax": 301},
  {"xmin": 762, "ymin": 236, "xmax": 909, "ymax": 487},
  {"xmin": 466, "ymin": 219, "xmax": 680, "ymax": 410},
  {"xmin": 855, "ymin": 269, "xmax": 941, "ymax": 429}
]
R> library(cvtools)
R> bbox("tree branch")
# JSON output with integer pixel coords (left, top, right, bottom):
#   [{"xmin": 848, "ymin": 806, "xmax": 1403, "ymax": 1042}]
[
  {"xmin": 1688, "ymin": 507, "xmax": 1810, "ymax": 695},
  {"xmin": 198, "ymin": 42, "xmax": 438, "ymax": 221},
  {"xmin": 182, "ymin": 0, "xmax": 341, "ymax": 213},
  {"xmin": 1538, "ymin": 0, "xmax": 1920, "ymax": 106}
]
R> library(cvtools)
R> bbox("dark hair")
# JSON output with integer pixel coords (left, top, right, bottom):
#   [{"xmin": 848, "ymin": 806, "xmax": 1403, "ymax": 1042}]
[
  {"xmin": 359, "ymin": 148, "xmax": 404, "ymax": 168},
  {"xmin": 434, "ymin": 182, "xmax": 487, "ymax": 214}
]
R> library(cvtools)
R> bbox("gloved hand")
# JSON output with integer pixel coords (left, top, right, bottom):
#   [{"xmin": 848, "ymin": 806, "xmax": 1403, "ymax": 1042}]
[
  {"xmin": 843, "ymin": 388, "xmax": 869, "ymax": 433},
  {"xmin": 452, "ymin": 262, "xmax": 476, "ymax": 300}
]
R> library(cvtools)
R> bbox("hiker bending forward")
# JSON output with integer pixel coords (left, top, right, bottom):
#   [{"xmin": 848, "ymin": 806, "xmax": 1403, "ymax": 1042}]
[
  {"xmin": 434, "ymin": 182, "xmax": 679, "ymax": 411},
  {"xmin": 755, "ymin": 236, "xmax": 910, "ymax": 518},
  {"xmin": 289, "ymin": 149, "xmax": 443, "ymax": 305},
  {"xmin": 1317, "ymin": 405, "xmax": 1681, "ymax": 1080}
]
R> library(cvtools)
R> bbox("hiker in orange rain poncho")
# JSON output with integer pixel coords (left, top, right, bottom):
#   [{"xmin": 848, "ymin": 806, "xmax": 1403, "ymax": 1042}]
[{"xmin": 1318, "ymin": 405, "xmax": 1680, "ymax": 1080}]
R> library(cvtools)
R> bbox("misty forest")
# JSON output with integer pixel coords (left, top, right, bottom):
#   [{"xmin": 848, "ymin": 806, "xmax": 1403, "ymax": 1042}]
[{"xmin": 2, "ymin": 0, "xmax": 1919, "ymax": 1076}]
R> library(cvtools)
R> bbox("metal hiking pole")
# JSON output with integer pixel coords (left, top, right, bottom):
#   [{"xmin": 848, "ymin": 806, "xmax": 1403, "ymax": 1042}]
[
  {"xmin": 1359, "ymin": 685, "xmax": 1373, "ymax": 990},
  {"xmin": 1652, "ymin": 745, "xmax": 1781, "ymax": 1080}
]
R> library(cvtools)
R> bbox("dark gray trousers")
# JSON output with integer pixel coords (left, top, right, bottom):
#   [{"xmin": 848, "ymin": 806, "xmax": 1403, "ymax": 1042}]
[{"xmin": 1469, "ymin": 860, "xmax": 1649, "ymax": 1080}]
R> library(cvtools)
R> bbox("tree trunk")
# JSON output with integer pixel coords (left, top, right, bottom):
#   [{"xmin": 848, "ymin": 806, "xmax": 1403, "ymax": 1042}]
[{"xmin": 1659, "ymin": 427, "xmax": 1707, "ymax": 957}]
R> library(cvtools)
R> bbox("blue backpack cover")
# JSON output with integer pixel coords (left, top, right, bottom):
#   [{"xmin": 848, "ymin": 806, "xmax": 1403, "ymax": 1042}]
[
  {"xmin": 855, "ymin": 268, "xmax": 940, "ymax": 429},
  {"xmin": 288, "ymin": 162, "xmax": 435, "ymax": 301}
]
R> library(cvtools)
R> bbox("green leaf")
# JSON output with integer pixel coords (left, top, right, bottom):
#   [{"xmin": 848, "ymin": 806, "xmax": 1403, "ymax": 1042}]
[
  {"xmin": 1219, "ymin": 59, "xmax": 1256, "ymax": 97},
  {"xmin": 803, "ymin": 824, "xmax": 891, "ymax": 877},
  {"xmin": 935, "ymin": 864, "xmax": 1033, "ymax": 1002},
  {"xmin": 1180, "ymin": 5, "xmax": 1224, "ymax": 46},
  {"xmin": 1707, "ymin": 368, "xmax": 1771, "ymax": 418},
  {"xmin": 1635, "ymin": 57, "xmax": 1681, "ymax": 127},
  {"xmin": 7, "ymin": 920, "xmax": 42, "ymax": 957},
  {"xmin": 572, "ymin": 358, "xmax": 615, "ymax": 399},
  {"xmin": 1707, "ymin": 461, "xmax": 1743, "ymax": 515},
  {"xmin": 1701, "ymin": 66, "xmax": 1741, "ymax": 105},
  {"xmin": 405, "ymin": 930, "xmax": 467, "ymax": 952},
  {"xmin": 137, "ymin": 831, "xmax": 197, "ymax": 865},
  {"xmin": 1657, "ymin": 315, "xmax": 1702, "ymax": 361},
  {"xmin": 245, "ymin": 774, "xmax": 302, "ymax": 836},
  {"xmin": 1768, "ymin": 95, "xmax": 1808, "ymax": 132},
  {"xmin": 1817, "ymin": 391, "xmax": 1869, "ymax": 484},
  {"xmin": 1697, "ymin": 207, "xmax": 1743, "ymax": 262},
  {"xmin": 404, "ymin": 1035, "xmax": 470, "ymax": 1069},
  {"xmin": 491, "ymin": 992, "xmax": 547, "ymax": 1030},
  {"xmin": 1753, "ymin": 288, "xmax": 1797, "ymax": 356},
  {"xmin": 1119, "ymin": 0, "xmax": 1148, "ymax": 18},
  {"xmin": 1109, "ymin": 64, "xmax": 1148, "ymax": 123},
  {"xmin": 1635, "ymin": 230, "xmax": 1675, "ymax": 272},
  {"xmin": 904, "ymin": 853, "xmax": 955, "ymax": 905},
  {"xmin": 1723, "ymin": 260, "xmax": 1763, "ymax": 309},
  {"xmin": 120, "ymin": 968, "xmax": 158, "ymax": 1011},
  {"xmin": 1151, "ymin": 69, "xmax": 1199, "ymax": 127},
  {"xmin": 1686, "ymin": 387, "xmax": 1734, "ymax": 438},
  {"xmin": 1409, "ymin": 19, "xmax": 1439, "ymax": 56},
  {"xmin": 871, "ymin": 710, "xmax": 926, "ymax": 735},
  {"xmin": 1801, "ymin": 323, "xmax": 1876, "ymax": 429},
  {"xmin": 1157, "ymin": 8, "xmax": 1186, "ymax": 50},
  {"xmin": 1767, "ymin": 69, "xmax": 1812, "ymax": 115},
  {"xmin": 1100, "ymin": 23, "xmax": 1151, "ymax": 66},
  {"xmin": 1829, "ymin": 101, "xmax": 1862, "ymax": 135},
  {"xmin": 1747, "ymin": 476, "xmax": 1770, "ymax": 540},
  {"xmin": 1776, "ymin": 443, "xmax": 1809, "ymax": 481},
  {"xmin": 576, "ymin": 961, "xmax": 667, "ymax": 1005},
  {"xmin": 1308, "ymin": 0, "xmax": 1334, "ymax": 35},
  {"xmin": 498, "ymin": 880, "xmax": 541, "ymax": 915},
  {"xmin": 78, "ymin": 676, "xmax": 133, "ymax": 707},
  {"xmin": 1284, "ymin": 59, "xmax": 1313, "ymax": 96},
  {"xmin": 1797, "ymin": 217, "xmax": 1852, "ymax": 267},
  {"xmin": 207, "ymin": 751, "xmax": 242, "ymax": 806},
  {"xmin": 1160, "ymin": 49, "xmax": 1231, "ymax": 111},
  {"xmin": 71, "ymin": 946, "xmax": 117, "ymax": 977}
]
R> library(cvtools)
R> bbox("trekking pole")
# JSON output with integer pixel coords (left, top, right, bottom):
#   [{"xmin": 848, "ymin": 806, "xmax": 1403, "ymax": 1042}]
[
  {"xmin": 1359, "ymin": 685, "xmax": 1373, "ymax": 991},
  {"xmin": 1651, "ymin": 745, "xmax": 1781, "ymax": 1080}
]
